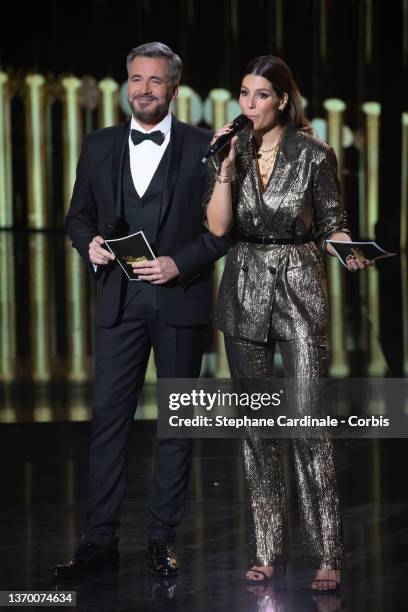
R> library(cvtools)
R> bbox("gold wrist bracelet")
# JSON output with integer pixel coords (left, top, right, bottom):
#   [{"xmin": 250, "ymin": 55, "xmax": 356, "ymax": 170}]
[{"xmin": 215, "ymin": 174, "xmax": 233, "ymax": 184}]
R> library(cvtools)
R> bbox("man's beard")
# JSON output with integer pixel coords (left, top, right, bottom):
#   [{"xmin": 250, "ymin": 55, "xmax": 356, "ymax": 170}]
[{"xmin": 129, "ymin": 94, "xmax": 171, "ymax": 124}]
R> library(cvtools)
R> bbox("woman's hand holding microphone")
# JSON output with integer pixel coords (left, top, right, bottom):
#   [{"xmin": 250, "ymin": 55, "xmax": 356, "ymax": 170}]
[
  {"xmin": 206, "ymin": 123, "xmax": 240, "ymax": 237},
  {"xmin": 212, "ymin": 123, "xmax": 238, "ymax": 183}
]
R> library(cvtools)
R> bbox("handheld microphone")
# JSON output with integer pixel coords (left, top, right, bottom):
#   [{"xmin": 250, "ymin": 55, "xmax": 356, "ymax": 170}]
[{"xmin": 201, "ymin": 114, "xmax": 252, "ymax": 164}]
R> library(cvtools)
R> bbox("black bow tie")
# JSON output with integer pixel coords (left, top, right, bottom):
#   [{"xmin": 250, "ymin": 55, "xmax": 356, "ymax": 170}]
[{"xmin": 131, "ymin": 129, "xmax": 165, "ymax": 146}]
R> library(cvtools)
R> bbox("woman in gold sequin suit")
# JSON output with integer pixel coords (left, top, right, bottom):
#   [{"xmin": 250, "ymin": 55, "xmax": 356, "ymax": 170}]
[{"xmin": 206, "ymin": 56, "xmax": 371, "ymax": 592}]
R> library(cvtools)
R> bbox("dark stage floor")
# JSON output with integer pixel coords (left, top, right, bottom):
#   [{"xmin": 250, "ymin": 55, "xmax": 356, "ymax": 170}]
[{"xmin": 0, "ymin": 421, "xmax": 407, "ymax": 611}]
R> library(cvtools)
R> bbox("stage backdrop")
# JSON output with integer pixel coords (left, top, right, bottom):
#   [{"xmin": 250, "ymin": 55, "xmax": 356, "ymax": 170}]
[{"xmin": 0, "ymin": 0, "xmax": 407, "ymax": 421}]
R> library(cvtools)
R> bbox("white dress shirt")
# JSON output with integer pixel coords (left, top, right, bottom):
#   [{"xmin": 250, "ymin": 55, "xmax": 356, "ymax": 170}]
[{"xmin": 129, "ymin": 112, "xmax": 172, "ymax": 197}]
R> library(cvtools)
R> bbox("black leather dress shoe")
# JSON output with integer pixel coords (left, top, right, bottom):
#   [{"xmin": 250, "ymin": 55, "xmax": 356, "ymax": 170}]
[
  {"xmin": 51, "ymin": 542, "xmax": 119, "ymax": 578},
  {"xmin": 147, "ymin": 541, "xmax": 180, "ymax": 577}
]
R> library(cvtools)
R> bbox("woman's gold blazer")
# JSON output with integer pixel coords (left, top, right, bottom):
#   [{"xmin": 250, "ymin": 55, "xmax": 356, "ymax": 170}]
[{"xmin": 207, "ymin": 122, "xmax": 350, "ymax": 342}]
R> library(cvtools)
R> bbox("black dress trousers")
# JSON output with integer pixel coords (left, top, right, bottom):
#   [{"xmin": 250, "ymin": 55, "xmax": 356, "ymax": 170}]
[{"xmin": 84, "ymin": 284, "xmax": 206, "ymax": 546}]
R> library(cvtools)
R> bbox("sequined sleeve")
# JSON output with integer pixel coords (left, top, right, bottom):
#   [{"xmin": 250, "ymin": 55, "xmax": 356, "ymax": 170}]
[{"xmin": 312, "ymin": 146, "xmax": 350, "ymax": 252}]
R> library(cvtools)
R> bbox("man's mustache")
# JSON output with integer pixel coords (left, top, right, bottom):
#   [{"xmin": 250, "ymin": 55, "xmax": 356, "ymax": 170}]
[{"xmin": 133, "ymin": 95, "xmax": 158, "ymax": 102}]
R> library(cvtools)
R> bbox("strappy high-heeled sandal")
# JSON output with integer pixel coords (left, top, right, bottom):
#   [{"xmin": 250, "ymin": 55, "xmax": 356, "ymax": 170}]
[{"xmin": 244, "ymin": 567, "xmax": 273, "ymax": 584}]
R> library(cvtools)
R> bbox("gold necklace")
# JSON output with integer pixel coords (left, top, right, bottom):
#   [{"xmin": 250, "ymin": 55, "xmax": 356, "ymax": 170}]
[
  {"xmin": 256, "ymin": 127, "xmax": 285, "ymax": 188},
  {"xmin": 258, "ymin": 130, "xmax": 284, "ymax": 154},
  {"xmin": 258, "ymin": 142, "xmax": 280, "ymax": 154},
  {"xmin": 258, "ymin": 149, "xmax": 278, "ymax": 165},
  {"xmin": 258, "ymin": 151, "xmax": 278, "ymax": 183}
]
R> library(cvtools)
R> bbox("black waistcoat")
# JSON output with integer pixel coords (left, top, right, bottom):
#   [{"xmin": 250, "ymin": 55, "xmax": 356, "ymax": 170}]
[
  {"xmin": 122, "ymin": 143, "xmax": 169, "ymax": 245},
  {"xmin": 122, "ymin": 143, "xmax": 170, "ymax": 310}
]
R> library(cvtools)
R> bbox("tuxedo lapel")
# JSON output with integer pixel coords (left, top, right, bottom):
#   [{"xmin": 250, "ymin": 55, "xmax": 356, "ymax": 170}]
[
  {"xmin": 111, "ymin": 121, "xmax": 130, "ymax": 217},
  {"xmin": 159, "ymin": 115, "xmax": 185, "ymax": 225}
]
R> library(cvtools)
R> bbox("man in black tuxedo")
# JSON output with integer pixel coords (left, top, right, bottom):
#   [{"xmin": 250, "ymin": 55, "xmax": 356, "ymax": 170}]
[{"xmin": 52, "ymin": 42, "xmax": 228, "ymax": 578}]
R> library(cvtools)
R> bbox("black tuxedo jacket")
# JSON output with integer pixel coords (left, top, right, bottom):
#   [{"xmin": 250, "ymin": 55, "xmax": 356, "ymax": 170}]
[{"xmin": 65, "ymin": 115, "xmax": 229, "ymax": 327}]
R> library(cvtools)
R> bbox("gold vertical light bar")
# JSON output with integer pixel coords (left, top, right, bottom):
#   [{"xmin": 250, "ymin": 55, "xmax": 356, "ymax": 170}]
[
  {"xmin": 0, "ymin": 72, "xmax": 16, "ymax": 382},
  {"xmin": 401, "ymin": 113, "xmax": 408, "ymax": 375},
  {"xmin": 0, "ymin": 385, "xmax": 15, "ymax": 422},
  {"xmin": 67, "ymin": 384, "xmax": 90, "ymax": 421},
  {"xmin": 362, "ymin": 102, "xmax": 386, "ymax": 375},
  {"xmin": 275, "ymin": 0, "xmax": 284, "ymax": 54},
  {"xmin": 172, "ymin": 85, "xmax": 203, "ymax": 126},
  {"xmin": 358, "ymin": 121, "xmax": 369, "ymax": 355},
  {"xmin": 358, "ymin": 2, "xmax": 374, "ymax": 358},
  {"xmin": 209, "ymin": 90, "xmax": 231, "ymax": 130},
  {"xmin": 26, "ymin": 75, "xmax": 48, "ymax": 228},
  {"xmin": 33, "ymin": 385, "xmax": 52, "ymax": 422},
  {"xmin": 173, "ymin": 85, "xmax": 193, "ymax": 122},
  {"xmin": 323, "ymin": 99, "xmax": 349, "ymax": 377},
  {"xmin": 208, "ymin": 89, "xmax": 231, "ymax": 378},
  {"xmin": 230, "ymin": 0, "xmax": 239, "ymax": 40},
  {"xmin": 25, "ymin": 74, "xmax": 53, "ymax": 382},
  {"xmin": 0, "ymin": 73, "xmax": 12, "ymax": 225},
  {"xmin": 320, "ymin": 0, "xmax": 328, "ymax": 64},
  {"xmin": 98, "ymin": 78, "xmax": 119, "ymax": 128},
  {"xmin": 61, "ymin": 76, "xmax": 89, "ymax": 382}
]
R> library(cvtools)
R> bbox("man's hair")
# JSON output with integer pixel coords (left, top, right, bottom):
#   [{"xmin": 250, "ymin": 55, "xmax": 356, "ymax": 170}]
[{"xmin": 126, "ymin": 42, "xmax": 182, "ymax": 85}]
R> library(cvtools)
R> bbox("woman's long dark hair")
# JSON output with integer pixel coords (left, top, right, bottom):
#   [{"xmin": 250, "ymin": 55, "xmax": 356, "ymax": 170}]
[{"xmin": 243, "ymin": 55, "xmax": 313, "ymax": 135}]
